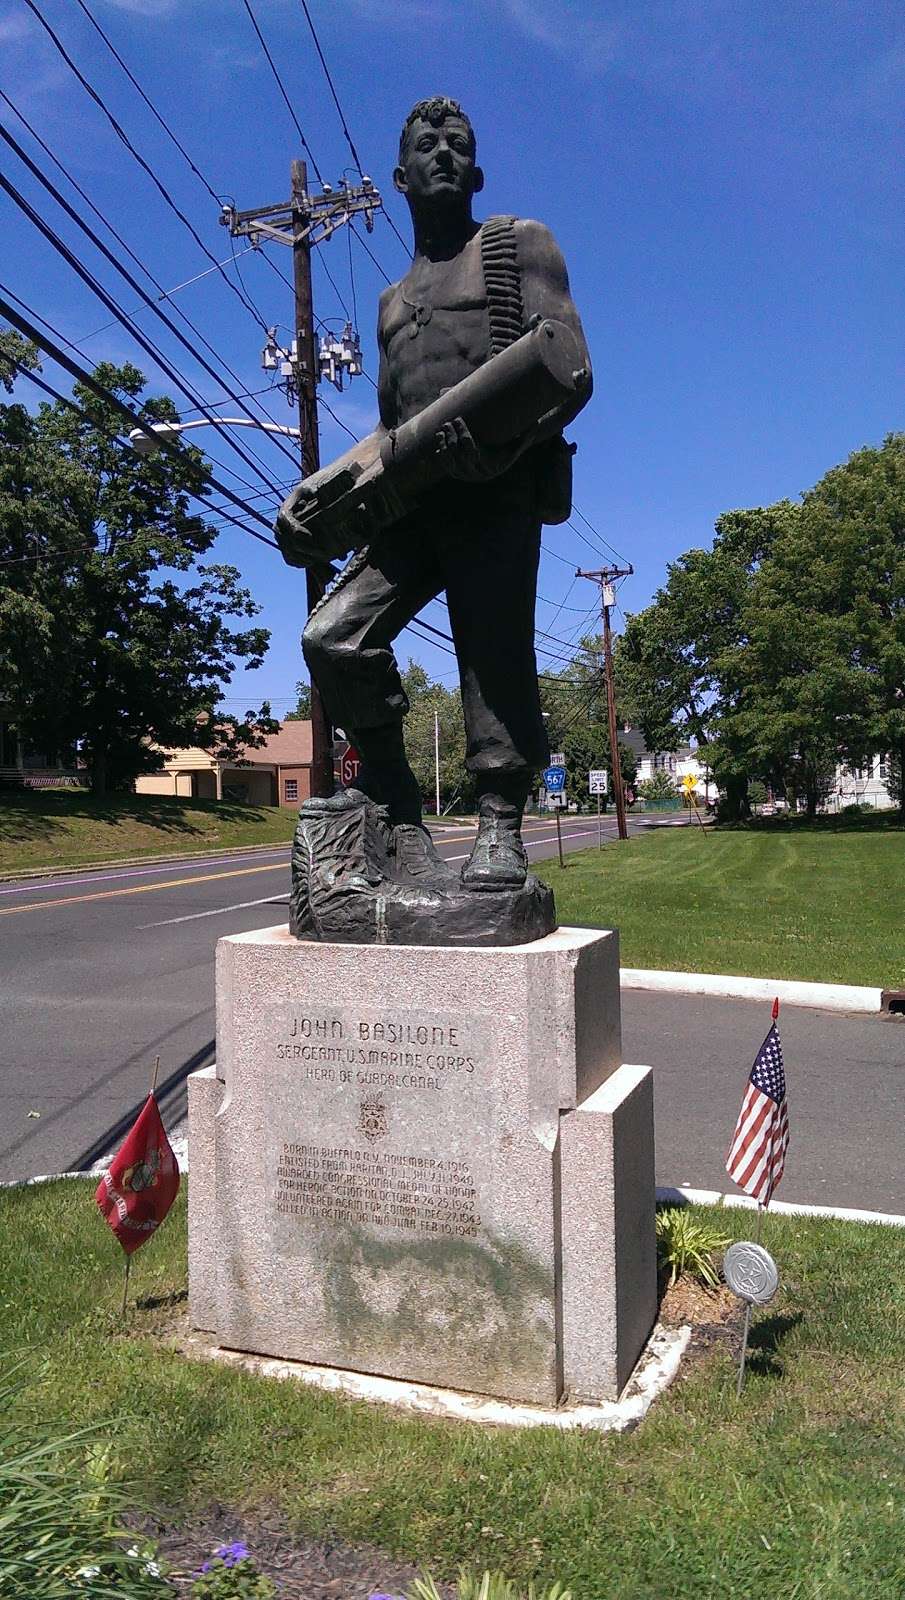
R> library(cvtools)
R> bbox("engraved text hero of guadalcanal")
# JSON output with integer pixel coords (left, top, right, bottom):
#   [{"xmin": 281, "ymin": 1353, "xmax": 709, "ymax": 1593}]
[
  {"xmin": 273, "ymin": 1009, "xmax": 481, "ymax": 1085},
  {"xmin": 276, "ymin": 96, "xmax": 593, "ymax": 948}
]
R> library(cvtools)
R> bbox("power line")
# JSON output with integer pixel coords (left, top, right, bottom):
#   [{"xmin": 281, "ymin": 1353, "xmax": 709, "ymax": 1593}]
[
  {"xmin": 0, "ymin": 284, "xmax": 280, "ymax": 505},
  {"xmin": 21, "ymin": 0, "xmax": 273, "ymax": 334},
  {"xmin": 0, "ymin": 141, "xmax": 298, "ymax": 488},
  {"xmin": 0, "ymin": 289, "xmax": 279, "ymax": 548},
  {"xmin": 318, "ymin": 393, "xmax": 360, "ymax": 445},
  {"xmin": 571, "ymin": 502, "xmax": 630, "ymax": 567},
  {"xmin": 0, "ymin": 91, "xmax": 292, "ymax": 455},
  {"xmin": 239, "ymin": 0, "xmax": 325, "ymax": 185},
  {"xmin": 294, "ymin": 0, "xmax": 411, "ymax": 261},
  {"xmin": 296, "ymin": 0, "xmax": 365, "ymax": 175},
  {"xmin": 72, "ymin": 0, "xmax": 225, "ymax": 206},
  {"xmin": 351, "ymin": 222, "xmax": 392, "ymax": 286}
]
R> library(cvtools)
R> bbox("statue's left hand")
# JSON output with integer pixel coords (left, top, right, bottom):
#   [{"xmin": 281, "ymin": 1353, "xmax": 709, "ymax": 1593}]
[{"xmin": 434, "ymin": 417, "xmax": 526, "ymax": 483}]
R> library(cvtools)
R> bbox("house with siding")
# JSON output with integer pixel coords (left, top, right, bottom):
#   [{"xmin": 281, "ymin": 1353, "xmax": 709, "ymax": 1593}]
[{"xmin": 134, "ymin": 720, "xmax": 313, "ymax": 808}]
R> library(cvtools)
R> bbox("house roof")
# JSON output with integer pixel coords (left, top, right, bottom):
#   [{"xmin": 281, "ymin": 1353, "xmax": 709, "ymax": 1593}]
[{"xmin": 249, "ymin": 719, "xmax": 312, "ymax": 766}]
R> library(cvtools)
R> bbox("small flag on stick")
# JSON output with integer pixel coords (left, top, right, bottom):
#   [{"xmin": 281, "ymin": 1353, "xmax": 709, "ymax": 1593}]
[
  {"xmin": 725, "ymin": 998, "xmax": 789, "ymax": 1206},
  {"xmin": 95, "ymin": 1092, "xmax": 180, "ymax": 1257}
]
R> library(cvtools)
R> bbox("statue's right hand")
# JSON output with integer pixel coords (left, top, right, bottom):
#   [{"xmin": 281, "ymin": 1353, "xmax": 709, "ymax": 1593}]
[{"xmin": 275, "ymin": 482, "xmax": 316, "ymax": 566}]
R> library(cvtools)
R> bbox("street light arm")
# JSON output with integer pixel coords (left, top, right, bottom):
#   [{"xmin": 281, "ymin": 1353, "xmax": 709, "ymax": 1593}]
[{"xmin": 128, "ymin": 417, "xmax": 302, "ymax": 454}]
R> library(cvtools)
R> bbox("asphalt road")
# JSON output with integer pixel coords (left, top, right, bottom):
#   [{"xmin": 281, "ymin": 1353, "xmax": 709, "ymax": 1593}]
[{"xmin": 2, "ymin": 811, "xmax": 902, "ymax": 1211}]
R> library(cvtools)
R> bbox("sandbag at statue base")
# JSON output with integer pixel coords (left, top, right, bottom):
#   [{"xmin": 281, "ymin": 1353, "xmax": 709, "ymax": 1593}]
[{"xmin": 288, "ymin": 795, "xmax": 556, "ymax": 948}]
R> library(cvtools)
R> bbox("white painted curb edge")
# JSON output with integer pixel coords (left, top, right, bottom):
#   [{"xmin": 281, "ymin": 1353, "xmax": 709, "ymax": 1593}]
[
  {"xmin": 4, "ymin": 1156, "xmax": 903, "ymax": 1230},
  {"xmin": 656, "ymin": 1185, "xmax": 905, "ymax": 1228},
  {"xmin": 182, "ymin": 1323, "xmax": 691, "ymax": 1432},
  {"xmin": 621, "ymin": 967, "xmax": 884, "ymax": 1013}
]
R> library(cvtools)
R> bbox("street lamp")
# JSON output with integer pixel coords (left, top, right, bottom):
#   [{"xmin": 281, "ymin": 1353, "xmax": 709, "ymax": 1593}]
[{"xmin": 127, "ymin": 417, "xmax": 302, "ymax": 456}]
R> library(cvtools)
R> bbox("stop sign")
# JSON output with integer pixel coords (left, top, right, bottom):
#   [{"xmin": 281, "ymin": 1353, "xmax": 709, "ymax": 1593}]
[{"xmin": 340, "ymin": 745, "xmax": 361, "ymax": 786}]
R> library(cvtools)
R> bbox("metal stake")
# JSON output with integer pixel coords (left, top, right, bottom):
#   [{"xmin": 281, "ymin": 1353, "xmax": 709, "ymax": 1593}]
[
  {"xmin": 597, "ymin": 790, "xmax": 602, "ymax": 849},
  {"xmin": 121, "ymin": 1255, "xmax": 132, "ymax": 1318},
  {"xmin": 555, "ymin": 807, "xmax": 565, "ymax": 868},
  {"xmin": 736, "ymin": 1203, "xmax": 766, "ymax": 1396},
  {"xmin": 735, "ymin": 1301, "xmax": 752, "ymax": 1398}
]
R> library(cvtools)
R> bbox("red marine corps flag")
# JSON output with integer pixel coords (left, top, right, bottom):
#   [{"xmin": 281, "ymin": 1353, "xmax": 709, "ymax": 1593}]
[{"xmin": 95, "ymin": 1092, "xmax": 180, "ymax": 1256}]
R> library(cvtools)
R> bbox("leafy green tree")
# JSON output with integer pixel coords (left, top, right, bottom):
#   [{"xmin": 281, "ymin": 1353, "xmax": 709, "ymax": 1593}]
[
  {"xmin": 638, "ymin": 769, "xmax": 679, "ymax": 804},
  {"xmin": 617, "ymin": 437, "xmax": 905, "ymax": 821},
  {"xmin": 401, "ymin": 661, "xmax": 472, "ymax": 812},
  {"xmin": 0, "ymin": 346, "xmax": 274, "ymax": 793},
  {"xmin": 285, "ymin": 679, "xmax": 312, "ymax": 721}
]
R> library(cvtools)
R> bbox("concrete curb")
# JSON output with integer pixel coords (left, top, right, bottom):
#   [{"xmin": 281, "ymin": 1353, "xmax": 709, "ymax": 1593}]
[
  {"xmin": 0, "ymin": 840, "xmax": 292, "ymax": 885},
  {"xmin": 5, "ymin": 1158, "xmax": 904, "ymax": 1231},
  {"xmin": 621, "ymin": 967, "xmax": 884, "ymax": 1014},
  {"xmin": 179, "ymin": 1323, "xmax": 691, "ymax": 1432},
  {"xmin": 656, "ymin": 1185, "xmax": 905, "ymax": 1228}
]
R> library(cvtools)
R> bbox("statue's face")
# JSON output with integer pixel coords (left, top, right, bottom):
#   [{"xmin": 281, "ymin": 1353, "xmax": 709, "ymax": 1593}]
[{"xmin": 395, "ymin": 115, "xmax": 483, "ymax": 209}]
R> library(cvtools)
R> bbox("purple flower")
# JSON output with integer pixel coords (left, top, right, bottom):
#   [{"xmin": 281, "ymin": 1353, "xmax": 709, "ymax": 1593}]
[
  {"xmin": 368, "ymin": 1593, "xmax": 405, "ymax": 1599},
  {"xmin": 199, "ymin": 1541, "xmax": 251, "ymax": 1573}
]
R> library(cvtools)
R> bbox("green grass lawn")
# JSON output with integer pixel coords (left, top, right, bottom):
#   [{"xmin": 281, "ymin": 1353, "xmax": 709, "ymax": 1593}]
[
  {"xmin": 537, "ymin": 818, "xmax": 905, "ymax": 988},
  {"xmin": 0, "ymin": 789, "xmax": 298, "ymax": 874},
  {"xmin": 2, "ymin": 1182, "xmax": 904, "ymax": 1598}
]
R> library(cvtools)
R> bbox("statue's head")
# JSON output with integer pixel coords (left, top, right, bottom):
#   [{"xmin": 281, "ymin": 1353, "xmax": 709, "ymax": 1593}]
[{"xmin": 394, "ymin": 96, "xmax": 483, "ymax": 214}]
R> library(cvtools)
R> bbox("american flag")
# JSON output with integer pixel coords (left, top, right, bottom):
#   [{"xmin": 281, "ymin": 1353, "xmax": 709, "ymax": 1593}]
[{"xmin": 725, "ymin": 1017, "xmax": 789, "ymax": 1205}]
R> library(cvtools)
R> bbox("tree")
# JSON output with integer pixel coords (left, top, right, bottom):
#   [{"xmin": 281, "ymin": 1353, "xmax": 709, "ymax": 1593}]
[
  {"xmin": 401, "ymin": 661, "xmax": 472, "ymax": 812},
  {"xmin": 285, "ymin": 680, "xmax": 312, "ymax": 721},
  {"xmin": 0, "ymin": 345, "xmax": 274, "ymax": 792},
  {"xmin": 638, "ymin": 769, "xmax": 678, "ymax": 805},
  {"xmin": 616, "ymin": 436, "xmax": 905, "ymax": 821}
]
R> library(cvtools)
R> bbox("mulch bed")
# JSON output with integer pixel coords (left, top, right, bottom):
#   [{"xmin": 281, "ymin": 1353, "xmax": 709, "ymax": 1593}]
[
  {"xmin": 658, "ymin": 1273, "xmax": 746, "ymax": 1377},
  {"xmin": 133, "ymin": 1504, "xmax": 448, "ymax": 1598}
]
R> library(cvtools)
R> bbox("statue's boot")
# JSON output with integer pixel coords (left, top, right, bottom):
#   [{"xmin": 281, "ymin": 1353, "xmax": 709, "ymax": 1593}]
[
  {"xmin": 460, "ymin": 786, "xmax": 529, "ymax": 892},
  {"xmin": 299, "ymin": 786, "xmax": 367, "ymax": 814}
]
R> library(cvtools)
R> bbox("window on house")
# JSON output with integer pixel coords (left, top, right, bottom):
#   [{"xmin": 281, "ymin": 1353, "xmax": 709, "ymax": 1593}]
[
  {"xmin": 284, "ymin": 778, "xmax": 298, "ymax": 801},
  {"xmin": 878, "ymin": 759, "xmax": 888, "ymax": 780}
]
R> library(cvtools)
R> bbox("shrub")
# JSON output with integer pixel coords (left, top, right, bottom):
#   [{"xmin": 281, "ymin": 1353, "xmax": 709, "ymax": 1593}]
[
  {"xmin": 408, "ymin": 1573, "xmax": 573, "ymax": 1600},
  {"xmin": 0, "ymin": 1364, "xmax": 169, "ymax": 1598},
  {"xmin": 655, "ymin": 1207, "xmax": 729, "ymax": 1289}
]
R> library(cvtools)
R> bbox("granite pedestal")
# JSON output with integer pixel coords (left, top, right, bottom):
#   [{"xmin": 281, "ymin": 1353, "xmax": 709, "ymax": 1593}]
[{"xmin": 188, "ymin": 924, "xmax": 656, "ymax": 1406}]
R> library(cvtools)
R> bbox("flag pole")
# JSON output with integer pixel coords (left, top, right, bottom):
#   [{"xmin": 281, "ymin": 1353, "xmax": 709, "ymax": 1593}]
[
  {"xmin": 122, "ymin": 1058, "xmax": 162, "ymax": 1316},
  {"xmin": 736, "ymin": 995, "xmax": 780, "ymax": 1393}
]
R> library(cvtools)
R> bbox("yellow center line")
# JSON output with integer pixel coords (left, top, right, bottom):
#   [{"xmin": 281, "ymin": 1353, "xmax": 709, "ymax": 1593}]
[
  {"xmin": 3, "ymin": 817, "xmax": 586, "ymax": 917},
  {"xmin": 0, "ymin": 862, "xmax": 287, "ymax": 917}
]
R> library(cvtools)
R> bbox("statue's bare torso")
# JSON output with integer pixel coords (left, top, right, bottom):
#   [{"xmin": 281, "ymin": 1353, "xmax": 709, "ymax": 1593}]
[{"xmin": 378, "ymin": 224, "xmax": 489, "ymax": 427}]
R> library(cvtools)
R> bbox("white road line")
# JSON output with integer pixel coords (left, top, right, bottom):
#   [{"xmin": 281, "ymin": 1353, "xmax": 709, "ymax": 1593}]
[
  {"xmin": 0, "ymin": 848, "xmax": 290, "ymax": 898},
  {"xmin": 138, "ymin": 822, "xmax": 621, "ymax": 926},
  {"xmin": 139, "ymin": 894, "xmax": 289, "ymax": 928}
]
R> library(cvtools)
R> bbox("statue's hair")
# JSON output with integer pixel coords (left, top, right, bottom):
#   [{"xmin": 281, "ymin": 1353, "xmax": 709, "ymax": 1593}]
[{"xmin": 398, "ymin": 97, "xmax": 476, "ymax": 161}]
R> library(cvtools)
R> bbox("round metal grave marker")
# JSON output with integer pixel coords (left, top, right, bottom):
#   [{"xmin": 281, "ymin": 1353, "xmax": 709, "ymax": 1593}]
[{"xmin": 723, "ymin": 1240, "xmax": 779, "ymax": 1305}]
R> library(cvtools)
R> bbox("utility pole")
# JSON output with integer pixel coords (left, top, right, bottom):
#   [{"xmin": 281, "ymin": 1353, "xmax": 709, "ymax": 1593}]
[
  {"xmin": 221, "ymin": 166, "xmax": 382, "ymax": 797},
  {"xmin": 576, "ymin": 563, "xmax": 633, "ymax": 841},
  {"xmin": 290, "ymin": 159, "xmax": 331, "ymax": 797},
  {"xmin": 433, "ymin": 704, "xmax": 441, "ymax": 819}
]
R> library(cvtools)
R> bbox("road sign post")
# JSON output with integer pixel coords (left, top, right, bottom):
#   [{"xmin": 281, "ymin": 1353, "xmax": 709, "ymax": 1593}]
[
  {"xmin": 588, "ymin": 769, "xmax": 607, "ymax": 849},
  {"xmin": 543, "ymin": 763, "xmax": 567, "ymax": 866}
]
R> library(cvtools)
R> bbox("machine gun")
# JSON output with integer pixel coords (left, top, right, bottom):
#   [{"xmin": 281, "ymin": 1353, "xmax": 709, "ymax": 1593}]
[{"xmin": 275, "ymin": 318, "xmax": 591, "ymax": 575}]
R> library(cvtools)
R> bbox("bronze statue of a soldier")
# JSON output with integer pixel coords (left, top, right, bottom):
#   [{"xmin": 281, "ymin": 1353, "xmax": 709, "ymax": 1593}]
[{"xmin": 277, "ymin": 97, "xmax": 592, "ymax": 940}]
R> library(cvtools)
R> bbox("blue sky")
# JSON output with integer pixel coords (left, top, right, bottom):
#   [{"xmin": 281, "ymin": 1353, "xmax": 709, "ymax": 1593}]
[{"xmin": 3, "ymin": 0, "xmax": 903, "ymax": 714}]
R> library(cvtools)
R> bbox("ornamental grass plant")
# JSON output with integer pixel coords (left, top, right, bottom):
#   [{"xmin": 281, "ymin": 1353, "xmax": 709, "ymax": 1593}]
[
  {"xmin": 0, "ymin": 1362, "xmax": 169, "ymax": 1599},
  {"xmin": 655, "ymin": 1205, "xmax": 730, "ymax": 1288}
]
